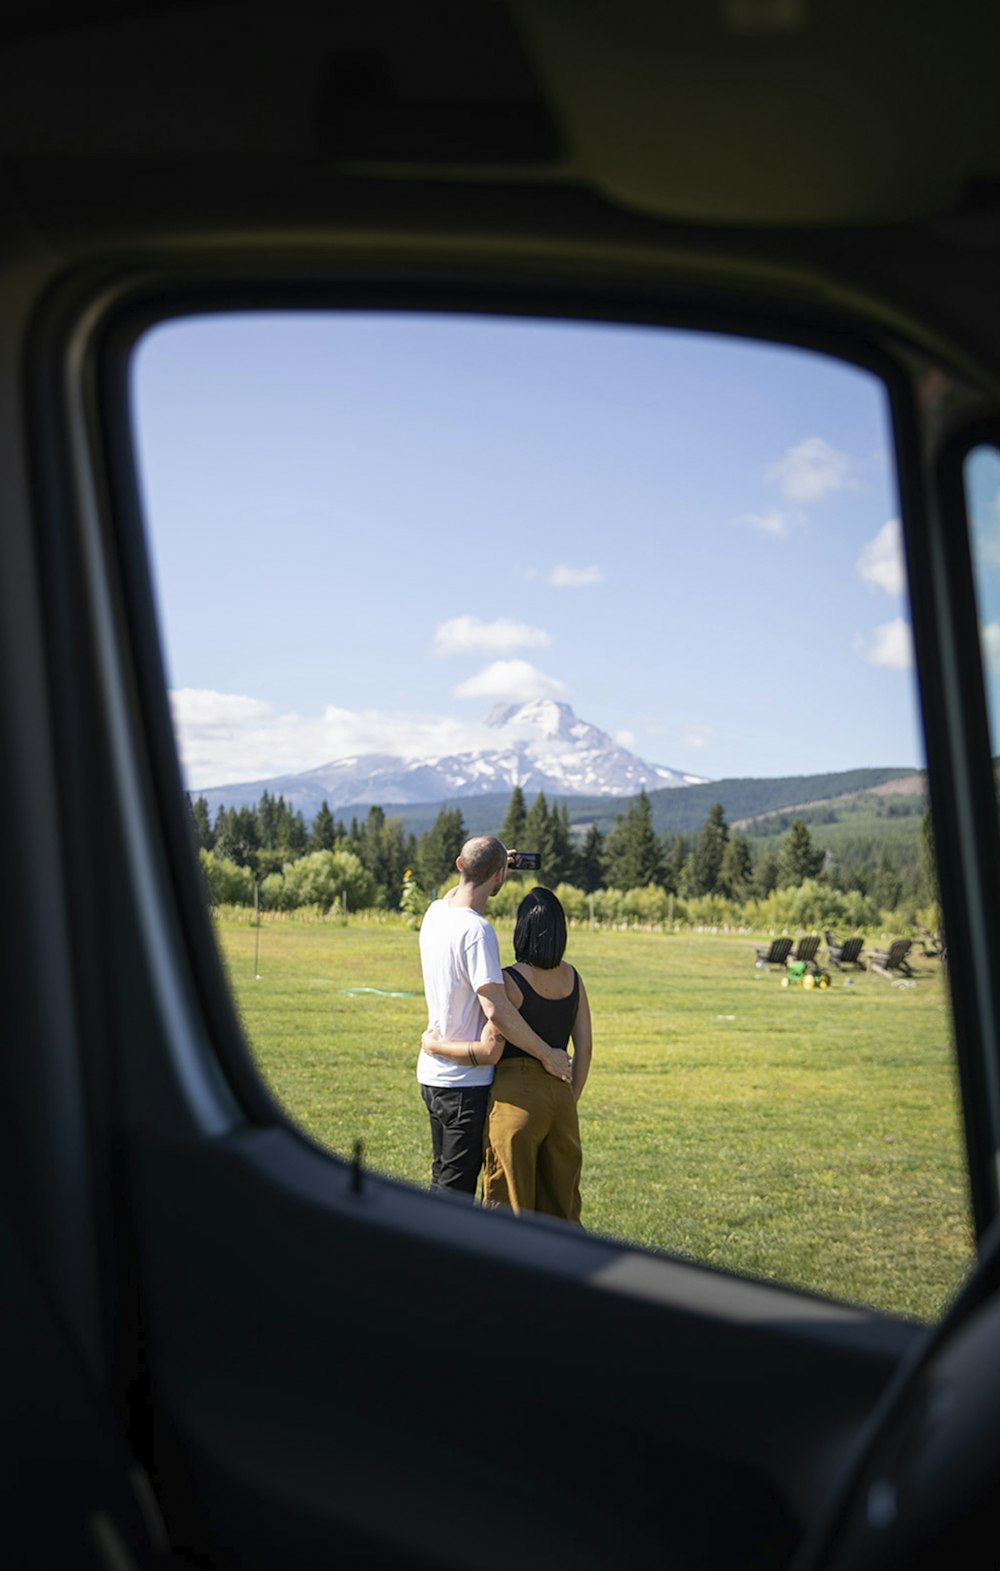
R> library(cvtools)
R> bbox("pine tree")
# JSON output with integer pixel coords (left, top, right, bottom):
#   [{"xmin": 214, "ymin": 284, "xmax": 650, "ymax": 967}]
[
  {"xmin": 188, "ymin": 794, "xmax": 214, "ymax": 851},
  {"xmin": 272, "ymin": 794, "xmax": 293, "ymax": 849},
  {"xmin": 212, "ymin": 805, "xmax": 233, "ymax": 859},
  {"xmin": 238, "ymin": 806, "xmax": 261, "ymax": 867},
  {"xmin": 286, "ymin": 811, "xmax": 308, "ymax": 856},
  {"xmin": 603, "ymin": 790, "xmax": 663, "ymax": 889},
  {"xmin": 417, "ymin": 806, "xmax": 467, "ymax": 893},
  {"xmin": 523, "ymin": 792, "xmax": 554, "ymax": 869},
  {"xmin": 547, "ymin": 801, "xmax": 579, "ymax": 885},
  {"xmin": 358, "ymin": 807, "xmax": 415, "ymax": 905},
  {"xmin": 719, "ymin": 833, "xmax": 754, "ymax": 900},
  {"xmin": 662, "ymin": 833, "xmax": 688, "ymax": 896},
  {"xmin": 753, "ymin": 845, "xmax": 781, "ymax": 898},
  {"xmin": 213, "ymin": 804, "xmax": 259, "ymax": 868},
  {"xmin": 361, "ymin": 805, "xmax": 388, "ymax": 890},
  {"xmin": 578, "ymin": 825, "xmax": 605, "ymax": 893},
  {"xmin": 687, "ymin": 803, "xmax": 729, "ymax": 896},
  {"xmin": 872, "ymin": 848, "xmax": 902, "ymax": 912},
  {"xmin": 778, "ymin": 819, "xmax": 824, "ymax": 887},
  {"xmin": 256, "ymin": 790, "xmax": 278, "ymax": 849},
  {"xmin": 311, "ymin": 800, "xmax": 336, "ymax": 852},
  {"xmin": 501, "ymin": 784, "xmax": 528, "ymax": 848}
]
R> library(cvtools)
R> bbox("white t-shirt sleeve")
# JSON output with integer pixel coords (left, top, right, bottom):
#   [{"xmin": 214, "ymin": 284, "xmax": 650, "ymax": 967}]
[{"xmin": 464, "ymin": 920, "xmax": 503, "ymax": 994}]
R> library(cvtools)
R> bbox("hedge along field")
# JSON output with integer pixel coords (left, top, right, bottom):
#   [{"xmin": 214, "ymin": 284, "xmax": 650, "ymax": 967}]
[{"xmin": 214, "ymin": 914, "xmax": 974, "ymax": 1323}]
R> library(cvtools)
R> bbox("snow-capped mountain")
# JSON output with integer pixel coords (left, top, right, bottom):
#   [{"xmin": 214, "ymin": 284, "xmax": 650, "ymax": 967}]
[{"xmin": 196, "ymin": 699, "xmax": 707, "ymax": 818}]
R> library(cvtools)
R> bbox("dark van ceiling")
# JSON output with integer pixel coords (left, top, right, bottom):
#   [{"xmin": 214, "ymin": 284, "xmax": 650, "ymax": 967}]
[
  {"xmin": 0, "ymin": 0, "xmax": 996, "ymax": 222},
  {"xmin": 0, "ymin": 0, "xmax": 997, "ymax": 365}
]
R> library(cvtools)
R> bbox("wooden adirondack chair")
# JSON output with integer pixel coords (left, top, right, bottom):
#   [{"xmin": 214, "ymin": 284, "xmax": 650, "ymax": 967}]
[
  {"xmin": 867, "ymin": 939, "xmax": 914, "ymax": 979},
  {"xmin": 824, "ymin": 931, "xmax": 865, "ymax": 971},
  {"xmin": 754, "ymin": 936, "xmax": 793, "ymax": 969},
  {"xmin": 790, "ymin": 934, "xmax": 821, "ymax": 970}
]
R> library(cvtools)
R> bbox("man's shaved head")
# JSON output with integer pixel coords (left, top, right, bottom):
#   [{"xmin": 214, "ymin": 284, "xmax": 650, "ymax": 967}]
[{"xmin": 457, "ymin": 835, "xmax": 507, "ymax": 888}]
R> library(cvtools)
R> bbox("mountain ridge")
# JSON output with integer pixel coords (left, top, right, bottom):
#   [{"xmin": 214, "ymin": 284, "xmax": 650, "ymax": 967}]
[
  {"xmin": 196, "ymin": 764, "xmax": 922, "ymax": 840},
  {"xmin": 196, "ymin": 698, "xmax": 707, "ymax": 819}
]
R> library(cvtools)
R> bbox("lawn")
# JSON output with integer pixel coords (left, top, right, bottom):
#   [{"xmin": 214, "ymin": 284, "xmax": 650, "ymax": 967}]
[{"xmin": 215, "ymin": 914, "xmax": 973, "ymax": 1322}]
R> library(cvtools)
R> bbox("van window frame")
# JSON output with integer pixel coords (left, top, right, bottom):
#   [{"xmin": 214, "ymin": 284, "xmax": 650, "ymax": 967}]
[{"xmin": 35, "ymin": 260, "xmax": 1000, "ymax": 1265}]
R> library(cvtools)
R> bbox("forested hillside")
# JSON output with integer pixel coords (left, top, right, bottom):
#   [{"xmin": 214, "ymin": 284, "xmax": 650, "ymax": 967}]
[
  {"xmin": 328, "ymin": 765, "xmax": 919, "ymax": 839},
  {"xmin": 189, "ymin": 775, "xmax": 940, "ymax": 935}
]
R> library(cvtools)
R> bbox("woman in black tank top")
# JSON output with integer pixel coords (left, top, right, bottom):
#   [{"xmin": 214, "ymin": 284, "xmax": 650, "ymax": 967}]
[{"xmin": 422, "ymin": 886, "xmax": 593, "ymax": 1223}]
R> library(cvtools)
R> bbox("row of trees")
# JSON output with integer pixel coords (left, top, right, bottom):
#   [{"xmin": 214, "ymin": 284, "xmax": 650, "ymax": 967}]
[
  {"xmin": 192, "ymin": 785, "xmax": 936, "ymax": 920},
  {"xmin": 608, "ymin": 796, "xmax": 935, "ymax": 911}
]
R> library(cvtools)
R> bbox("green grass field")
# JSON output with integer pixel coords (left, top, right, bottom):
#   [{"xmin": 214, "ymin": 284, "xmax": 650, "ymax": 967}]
[{"xmin": 215, "ymin": 914, "xmax": 974, "ymax": 1323}]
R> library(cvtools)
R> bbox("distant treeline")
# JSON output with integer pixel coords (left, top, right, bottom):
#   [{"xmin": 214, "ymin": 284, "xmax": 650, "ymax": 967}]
[
  {"xmin": 189, "ymin": 783, "xmax": 938, "ymax": 921},
  {"xmin": 638, "ymin": 767, "xmax": 921, "ymax": 837},
  {"xmin": 321, "ymin": 765, "xmax": 921, "ymax": 841}
]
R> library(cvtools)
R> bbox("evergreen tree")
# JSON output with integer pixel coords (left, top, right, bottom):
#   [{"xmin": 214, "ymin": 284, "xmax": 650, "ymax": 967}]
[
  {"xmin": 872, "ymin": 848, "xmax": 903, "ymax": 912},
  {"xmin": 778, "ymin": 818, "xmax": 824, "ymax": 887},
  {"xmin": 523, "ymin": 792, "xmax": 555, "ymax": 869},
  {"xmin": 547, "ymin": 801, "xmax": 579, "ymax": 886},
  {"xmin": 578, "ymin": 824, "xmax": 605, "ymax": 893},
  {"xmin": 211, "ymin": 805, "xmax": 233, "ymax": 859},
  {"xmin": 310, "ymin": 800, "xmax": 336, "ymax": 852},
  {"xmin": 360, "ymin": 805, "xmax": 388, "ymax": 891},
  {"xmin": 603, "ymin": 790, "xmax": 663, "ymax": 889},
  {"xmin": 719, "ymin": 833, "xmax": 754, "ymax": 901},
  {"xmin": 212, "ymin": 804, "xmax": 259, "ymax": 868},
  {"xmin": 417, "ymin": 806, "xmax": 467, "ymax": 893},
  {"xmin": 753, "ymin": 845, "xmax": 781, "ymax": 898},
  {"xmin": 848, "ymin": 855, "xmax": 874, "ymax": 897},
  {"xmin": 256, "ymin": 790, "xmax": 278, "ymax": 849},
  {"xmin": 188, "ymin": 794, "xmax": 214, "ymax": 851},
  {"xmin": 501, "ymin": 784, "xmax": 528, "ymax": 848},
  {"xmin": 358, "ymin": 806, "xmax": 415, "ymax": 905},
  {"xmin": 687, "ymin": 803, "xmax": 729, "ymax": 896},
  {"xmin": 661, "ymin": 833, "xmax": 688, "ymax": 896},
  {"xmin": 272, "ymin": 794, "xmax": 294, "ymax": 849},
  {"xmin": 238, "ymin": 806, "xmax": 261, "ymax": 866}
]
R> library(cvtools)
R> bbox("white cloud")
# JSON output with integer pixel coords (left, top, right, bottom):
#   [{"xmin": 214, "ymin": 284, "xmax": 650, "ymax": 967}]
[
  {"xmin": 981, "ymin": 621, "xmax": 1000, "ymax": 674},
  {"xmin": 170, "ymin": 689, "xmax": 272, "ymax": 730},
  {"xmin": 549, "ymin": 564, "xmax": 604, "ymax": 588},
  {"xmin": 736, "ymin": 509, "xmax": 790, "ymax": 537},
  {"xmin": 453, "ymin": 660, "xmax": 568, "ymax": 703},
  {"xmin": 682, "ymin": 726, "xmax": 713, "ymax": 750},
  {"xmin": 856, "ymin": 518, "xmax": 906, "ymax": 596},
  {"xmin": 432, "ymin": 615, "xmax": 551, "ymax": 657},
  {"xmin": 767, "ymin": 437, "xmax": 854, "ymax": 503},
  {"xmin": 615, "ymin": 728, "xmax": 636, "ymax": 748},
  {"xmin": 170, "ymin": 688, "xmax": 493, "ymax": 790},
  {"xmin": 866, "ymin": 618, "xmax": 914, "ymax": 670}
]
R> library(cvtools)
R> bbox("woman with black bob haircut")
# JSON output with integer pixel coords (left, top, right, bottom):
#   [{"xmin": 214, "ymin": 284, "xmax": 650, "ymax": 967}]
[
  {"xmin": 424, "ymin": 885, "xmax": 593, "ymax": 1222},
  {"xmin": 513, "ymin": 883, "xmax": 568, "ymax": 970}
]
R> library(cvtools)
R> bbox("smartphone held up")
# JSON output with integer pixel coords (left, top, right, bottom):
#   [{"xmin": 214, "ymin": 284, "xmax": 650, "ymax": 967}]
[{"xmin": 507, "ymin": 852, "xmax": 542, "ymax": 872}]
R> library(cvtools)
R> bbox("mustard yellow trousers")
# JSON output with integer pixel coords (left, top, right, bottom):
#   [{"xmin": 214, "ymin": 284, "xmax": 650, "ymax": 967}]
[{"xmin": 482, "ymin": 1056, "xmax": 582, "ymax": 1224}]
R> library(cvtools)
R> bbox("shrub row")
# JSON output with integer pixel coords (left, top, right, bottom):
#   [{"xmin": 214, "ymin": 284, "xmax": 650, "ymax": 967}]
[{"xmin": 203, "ymin": 852, "xmax": 938, "ymax": 938}]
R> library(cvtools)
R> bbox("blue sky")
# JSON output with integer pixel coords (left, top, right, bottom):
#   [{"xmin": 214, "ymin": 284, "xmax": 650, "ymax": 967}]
[{"xmin": 132, "ymin": 311, "xmax": 927, "ymax": 790}]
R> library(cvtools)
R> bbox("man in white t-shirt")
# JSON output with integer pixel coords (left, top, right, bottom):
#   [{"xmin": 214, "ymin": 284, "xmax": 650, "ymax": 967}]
[{"xmin": 417, "ymin": 835, "xmax": 571, "ymax": 1194}]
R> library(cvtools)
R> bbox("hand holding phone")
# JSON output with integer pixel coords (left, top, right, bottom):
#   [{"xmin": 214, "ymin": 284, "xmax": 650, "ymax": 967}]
[{"xmin": 507, "ymin": 851, "xmax": 541, "ymax": 871}]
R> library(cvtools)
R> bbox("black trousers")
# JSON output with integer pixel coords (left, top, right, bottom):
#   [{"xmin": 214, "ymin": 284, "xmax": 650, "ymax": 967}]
[{"xmin": 420, "ymin": 1083, "xmax": 490, "ymax": 1195}]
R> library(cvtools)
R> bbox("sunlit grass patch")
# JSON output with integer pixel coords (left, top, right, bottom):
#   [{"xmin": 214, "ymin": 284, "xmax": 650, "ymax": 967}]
[{"xmin": 215, "ymin": 917, "xmax": 972, "ymax": 1322}]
